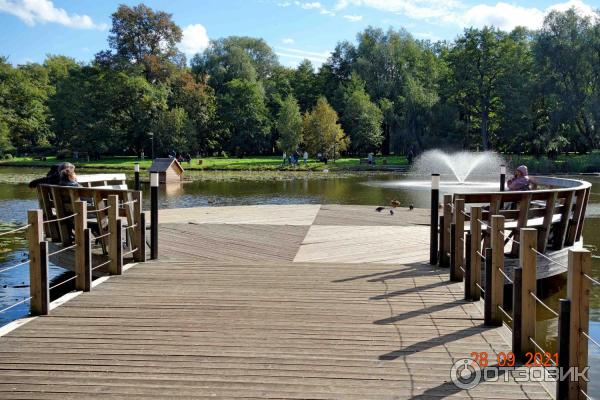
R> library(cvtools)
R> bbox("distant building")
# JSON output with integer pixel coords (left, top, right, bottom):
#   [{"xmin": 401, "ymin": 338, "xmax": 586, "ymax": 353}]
[{"xmin": 149, "ymin": 158, "xmax": 184, "ymax": 183}]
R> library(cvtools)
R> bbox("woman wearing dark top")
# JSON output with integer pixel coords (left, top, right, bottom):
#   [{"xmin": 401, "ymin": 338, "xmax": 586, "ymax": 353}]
[{"xmin": 59, "ymin": 163, "xmax": 81, "ymax": 187}]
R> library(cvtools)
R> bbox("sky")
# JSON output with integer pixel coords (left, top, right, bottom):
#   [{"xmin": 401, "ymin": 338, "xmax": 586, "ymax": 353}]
[{"xmin": 0, "ymin": 0, "xmax": 598, "ymax": 68}]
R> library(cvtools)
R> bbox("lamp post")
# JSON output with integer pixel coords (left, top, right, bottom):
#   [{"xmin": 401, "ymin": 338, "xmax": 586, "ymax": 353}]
[
  {"xmin": 500, "ymin": 165, "xmax": 506, "ymax": 191},
  {"xmin": 134, "ymin": 163, "xmax": 140, "ymax": 191},
  {"xmin": 430, "ymin": 173, "xmax": 440, "ymax": 265}
]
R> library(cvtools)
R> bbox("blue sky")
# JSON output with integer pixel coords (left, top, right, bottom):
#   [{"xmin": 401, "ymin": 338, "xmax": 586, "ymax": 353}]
[{"xmin": 0, "ymin": 0, "xmax": 598, "ymax": 67}]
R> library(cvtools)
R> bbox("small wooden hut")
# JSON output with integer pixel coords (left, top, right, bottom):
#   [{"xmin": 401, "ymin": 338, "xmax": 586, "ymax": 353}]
[{"xmin": 149, "ymin": 158, "xmax": 184, "ymax": 183}]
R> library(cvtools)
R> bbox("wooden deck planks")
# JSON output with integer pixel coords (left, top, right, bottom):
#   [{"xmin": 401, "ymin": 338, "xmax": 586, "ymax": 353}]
[
  {"xmin": 0, "ymin": 204, "xmax": 552, "ymax": 399},
  {"xmin": 0, "ymin": 260, "xmax": 551, "ymax": 399}
]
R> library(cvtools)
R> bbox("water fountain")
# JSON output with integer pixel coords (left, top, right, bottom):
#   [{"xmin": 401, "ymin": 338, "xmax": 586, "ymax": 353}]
[{"xmin": 365, "ymin": 150, "xmax": 507, "ymax": 194}]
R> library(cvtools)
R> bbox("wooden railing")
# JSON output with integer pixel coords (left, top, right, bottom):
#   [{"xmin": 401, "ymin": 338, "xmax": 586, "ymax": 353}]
[
  {"xmin": 0, "ymin": 193, "xmax": 146, "ymax": 318},
  {"xmin": 444, "ymin": 176, "xmax": 591, "ymax": 260},
  {"xmin": 441, "ymin": 178, "xmax": 597, "ymax": 399}
]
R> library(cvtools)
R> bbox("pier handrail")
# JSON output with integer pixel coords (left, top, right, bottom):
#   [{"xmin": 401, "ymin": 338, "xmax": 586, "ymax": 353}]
[
  {"xmin": 450, "ymin": 176, "xmax": 591, "ymax": 255},
  {"xmin": 446, "ymin": 209, "xmax": 597, "ymax": 400},
  {"xmin": 0, "ymin": 192, "xmax": 147, "ymax": 318}
]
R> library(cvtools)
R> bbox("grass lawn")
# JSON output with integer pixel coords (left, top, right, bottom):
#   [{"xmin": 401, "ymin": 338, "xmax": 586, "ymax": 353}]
[{"xmin": 0, "ymin": 155, "xmax": 408, "ymax": 171}]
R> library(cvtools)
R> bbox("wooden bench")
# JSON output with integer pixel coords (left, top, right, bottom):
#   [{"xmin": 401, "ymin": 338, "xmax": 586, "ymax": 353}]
[
  {"xmin": 443, "ymin": 176, "xmax": 591, "ymax": 263},
  {"xmin": 37, "ymin": 174, "xmax": 141, "ymax": 258}
]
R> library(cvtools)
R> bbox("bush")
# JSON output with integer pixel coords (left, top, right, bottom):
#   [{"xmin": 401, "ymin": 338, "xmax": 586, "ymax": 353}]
[
  {"xmin": 56, "ymin": 149, "xmax": 72, "ymax": 160},
  {"xmin": 3, "ymin": 154, "xmax": 12, "ymax": 160}
]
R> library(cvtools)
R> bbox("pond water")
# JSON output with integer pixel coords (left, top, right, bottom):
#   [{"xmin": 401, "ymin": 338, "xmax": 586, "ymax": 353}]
[{"xmin": 0, "ymin": 166, "xmax": 599, "ymax": 395}]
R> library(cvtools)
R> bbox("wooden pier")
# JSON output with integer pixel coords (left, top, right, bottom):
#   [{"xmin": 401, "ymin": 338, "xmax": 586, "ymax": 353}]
[{"xmin": 0, "ymin": 204, "xmax": 553, "ymax": 399}]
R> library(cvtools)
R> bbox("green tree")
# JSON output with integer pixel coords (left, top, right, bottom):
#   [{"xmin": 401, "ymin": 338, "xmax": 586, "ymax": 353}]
[
  {"xmin": 0, "ymin": 59, "xmax": 51, "ymax": 151},
  {"xmin": 534, "ymin": 8, "xmax": 599, "ymax": 150},
  {"xmin": 169, "ymin": 71, "xmax": 218, "ymax": 154},
  {"xmin": 447, "ymin": 27, "xmax": 507, "ymax": 150},
  {"xmin": 276, "ymin": 95, "xmax": 302, "ymax": 154},
  {"xmin": 302, "ymin": 97, "xmax": 349, "ymax": 160},
  {"xmin": 219, "ymin": 79, "xmax": 271, "ymax": 155},
  {"xmin": 191, "ymin": 36, "xmax": 278, "ymax": 90},
  {"xmin": 341, "ymin": 74, "xmax": 383, "ymax": 152},
  {"xmin": 106, "ymin": 3, "xmax": 184, "ymax": 82},
  {"xmin": 153, "ymin": 107, "xmax": 195, "ymax": 153},
  {"xmin": 292, "ymin": 60, "xmax": 320, "ymax": 112}
]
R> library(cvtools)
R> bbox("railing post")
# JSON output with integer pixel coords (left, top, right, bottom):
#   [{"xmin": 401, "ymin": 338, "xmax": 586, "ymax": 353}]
[
  {"xmin": 449, "ymin": 223, "xmax": 457, "ymax": 281},
  {"xmin": 567, "ymin": 248, "xmax": 591, "ymax": 399},
  {"xmin": 557, "ymin": 298, "xmax": 571, "ymax": 400},
  {"xmin": 150, "ymin": 172, "xmax": 159, "ymax": 260},
  {"xmin": 518, "ymin": 228, "xmax": 537, "ymax": 360},
  {"xmin": 512, "ymin": 267, "xmax": 523, "ymax": 357},
  {"xmin": 108, "ymin": 195, "xmax": 122, "ymax": 275},
  {"xmin": 430, "ymin": 173, "xmax": 440, "ymax": 265},
  {"xmin": 489, "ymin": 215, "xmax": 505, "ymax": 326},
  {"xmin": 139, "ymin": 211, "xmax": 147, "ymax": 262},
  {"xmin": 74, "ymin": 201, "xmax": 91, "ymax": 292},
  {"xmin": 442, "ymin": 194, "xmax": 452, "ymax": 269},
  {"xmin": 438, "ymin": 215, "xmax": 445, "ymax": 268},
  {"xmin": 484, "ymin": 247, "xmax": 493, "ymax": 325},
  {"xmin": 453, "ymin": 198, "xmax": 465, "ymax": 281},
  {"xmin": 27, "ymin": 210, "xmax": 48, "ymax": 315},
  {"xmin": 132, "ymin": 190, "xmax": 143, "ymax": 262},
  {"xmin": 470, "ymin": 206, "xmax": 482, "ymax": 301},
  {"xmin": 464, "ymin": 233, "xmax": 472, "ymax": 300}
]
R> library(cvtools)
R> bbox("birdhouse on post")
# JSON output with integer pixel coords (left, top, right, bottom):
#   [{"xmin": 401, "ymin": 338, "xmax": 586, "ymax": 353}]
[{"xmin": 149, "ymin": 158, "xmax": 184, "ymax": 183}]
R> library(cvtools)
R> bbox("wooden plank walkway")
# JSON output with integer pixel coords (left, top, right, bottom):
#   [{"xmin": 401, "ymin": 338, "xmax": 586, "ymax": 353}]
[{"xmin": 0, "ymin": 205, "xmax": 552, "ymax": 399}]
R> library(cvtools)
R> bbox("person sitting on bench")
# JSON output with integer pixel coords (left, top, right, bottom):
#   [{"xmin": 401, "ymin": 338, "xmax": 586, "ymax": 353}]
[{"xmin": 507, "ymin": 165, "xmax": 530, "ymax": 191}]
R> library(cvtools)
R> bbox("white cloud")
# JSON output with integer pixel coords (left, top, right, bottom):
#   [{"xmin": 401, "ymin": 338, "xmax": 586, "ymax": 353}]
[
  {"xmin": 547, "ymin": 0, "xmax": 597, "ymax": 19},
  {"xmin": 282, "ymin": 37, "xmax": 295, "ymax": 44},
  {"xmin": 293, "ymin": 1, "xmax": 335, "ymax": 15},
  {"xmin": 458, "ymin": 0, "xmax": 597, "ymax": 31},
  {"xmin": 0, "ymin": 0, "xmax": 106, "ymax": 29},
  {"xmin": 277, "ymin": 1, "xmax": 292, "ymax": 6},
  {"xmin": 343, "ymin": 14, "xmax": 363, "ymax": 22},
  {"xmin": 334, "ymin": 0, "xmax": 462, "ymax": 20},
  {"xmin": 334, "ymin": 0, "xmax": 598, "ymax": 31},
  {"xmin": 180, "ymin": 24, "xmax": 210, "ymax": 56},
  {"xmin": 458, "ymin": 3, "xmax": 545, "ymax": 31}
]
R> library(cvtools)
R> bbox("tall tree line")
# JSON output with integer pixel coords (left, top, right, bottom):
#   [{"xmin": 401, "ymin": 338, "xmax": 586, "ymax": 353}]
[{"xmin": 0, "ymin": 4, "xmax": 599, "ymax": 159}]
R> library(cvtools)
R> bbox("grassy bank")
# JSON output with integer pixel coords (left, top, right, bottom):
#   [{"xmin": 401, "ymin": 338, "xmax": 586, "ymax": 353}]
[
  {"xmin": 0, "ymin": 155, "xmax": 408, "ymax": 171},
  {"xmin": 509, "ymin": 152, "xmax": 600, "ymax": 174}
]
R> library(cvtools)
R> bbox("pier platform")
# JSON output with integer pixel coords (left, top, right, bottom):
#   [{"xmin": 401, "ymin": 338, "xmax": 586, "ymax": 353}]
[{"xmin": 0, "ymin": 204, "xmax": 552, "ymax": 399}]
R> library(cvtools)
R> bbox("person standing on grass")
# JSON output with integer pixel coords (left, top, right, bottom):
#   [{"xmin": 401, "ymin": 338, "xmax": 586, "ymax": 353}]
[
  {"xmin": 303, "ymin": 151, "xmax": 308, "ymax": 165},
  {"xmin": 282, "ymin": 152, "xmax": 287, "ymax": 166}
]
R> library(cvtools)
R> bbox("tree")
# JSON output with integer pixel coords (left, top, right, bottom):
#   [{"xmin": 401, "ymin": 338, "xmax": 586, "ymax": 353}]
[
  {"xmin": 106, "ymin": 4, "xmax": 184, "ymax": 82},
  {"xmin": 276, "ymin": 95, "xmax": 302, "ymax": 154},
  {"xmin": 169, "ymin": 71, "xmax": 218, "ymax": 154},
  {"xmin": 191, "ymin": 36, "xmax": 278, "ymax": 90},
  {"xmin": 109, "ymin": 4, "xmax": 182, "ymax": 63},
  {"xmin": 219, "ymin": 79, "xmax": 271, "ymax": 155},
  {"xmin": 302, "ymin": 97, "xmax": 349, "ymax": 160},
  {"xmin": 448, "ymin": 27, "xmax": 507, "ymax": 150},
  {"xmin": 292, "ymin": 60, "xmax": 320, "ymax": 112},
  {"xmin": 341, "ymin": 75, "xmax": 383, "ymax": 153},
  {"xmin": 153, "ymin": 107, "xmax": 195, "ymax": 153},
  {"xmin": 0, "ymin": 59, "xmax": 51, "ymax": 151},
  {"xmin": 534, "ymin": 8, "xmax": 599, "ymax": 150}
]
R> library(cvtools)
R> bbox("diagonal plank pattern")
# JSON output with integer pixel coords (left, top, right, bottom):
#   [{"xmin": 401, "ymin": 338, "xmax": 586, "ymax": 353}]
[{"xmin": 0, "ymin": 205, "xmax": 552, "ymax": 399}]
